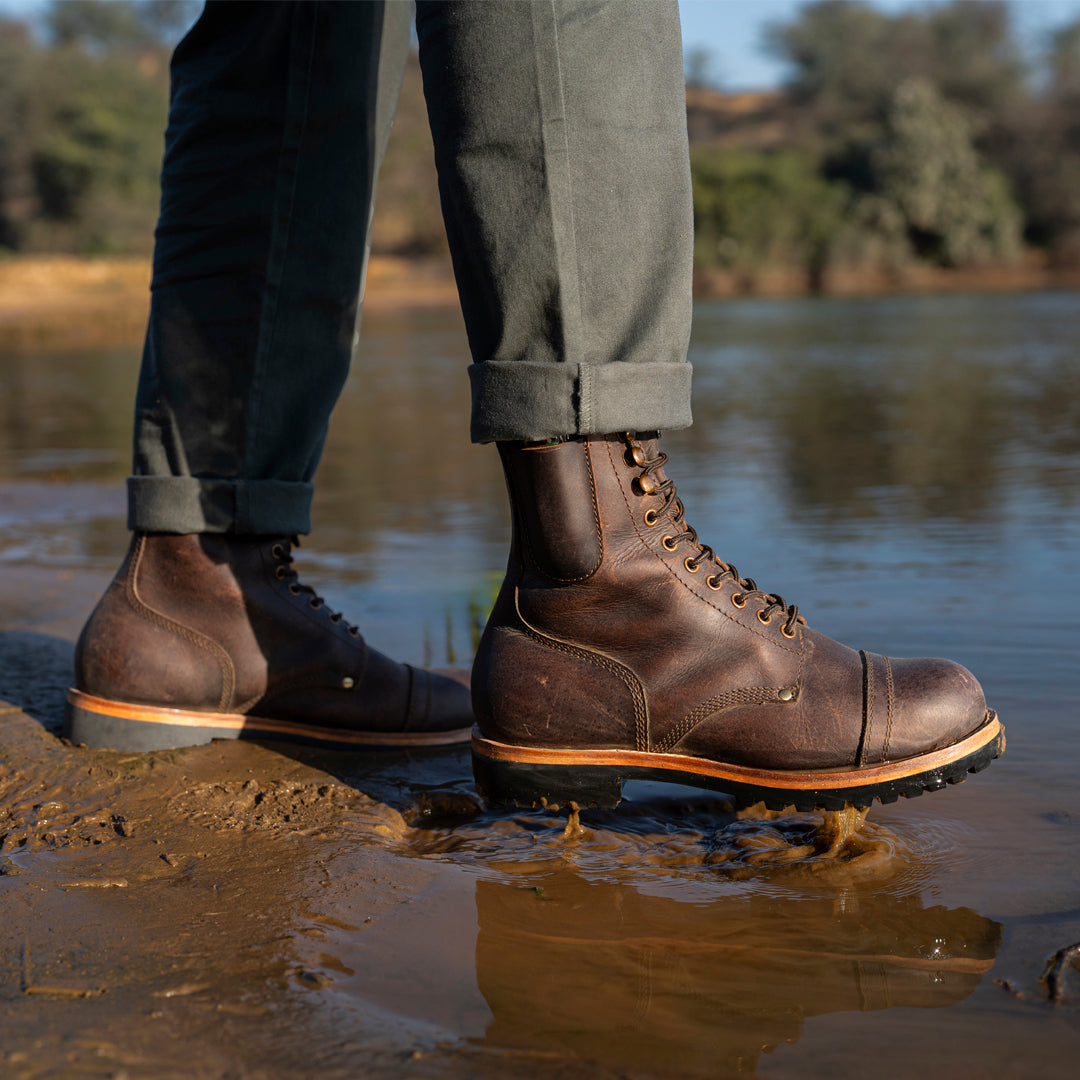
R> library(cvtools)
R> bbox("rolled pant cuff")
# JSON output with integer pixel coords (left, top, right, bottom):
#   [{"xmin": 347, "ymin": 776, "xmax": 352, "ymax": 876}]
[
  {"xmin": 127, "ymin": 477, "xmax": 314, "ymax": 535},
  {"xmin": 468, "ymin": 361, "xmax": 693, "ymax": 443}
]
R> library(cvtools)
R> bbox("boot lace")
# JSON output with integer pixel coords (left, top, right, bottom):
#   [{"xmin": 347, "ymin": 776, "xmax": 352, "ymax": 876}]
[
  {"xmin": 624, "ymin": 433, "xmax": 805, "ymax": 639},
  {"xmin": 269, "ymin": 537, "xmax": 361, "ymax": 637}
]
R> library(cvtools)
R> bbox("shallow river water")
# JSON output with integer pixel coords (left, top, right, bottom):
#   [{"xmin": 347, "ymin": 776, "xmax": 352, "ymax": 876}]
[{"xmin": 1, "ymin": 291, "xmax": 1079, "ymax": 1077}]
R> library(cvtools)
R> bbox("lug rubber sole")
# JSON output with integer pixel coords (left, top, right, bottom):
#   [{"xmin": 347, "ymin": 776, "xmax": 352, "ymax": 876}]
[
  {"xmin": 65, "ymin": 688, "xmax": 473, "ymax": 752},
  {"xmin": 471, "ymin": 711, "xmax": 1005, "ymax": 812}
]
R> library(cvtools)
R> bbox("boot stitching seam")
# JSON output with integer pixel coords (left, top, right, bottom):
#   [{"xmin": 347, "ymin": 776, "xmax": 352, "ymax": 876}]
[
  {"xmin": 882, "ymin": 655, "xmax": 895, "ymax": 761},
  {"xmin": 654, "ymin": 687, "xmax": 783, "ymax": 753},
  {"xmin": 859, "ymin": 649, "xmax": 875, "ymax": 767},
  {"xmin": 514, "ymin": 588, "xmax": 647, "ymax": 752},
  {"xmin": 522, "ymin": 439, "xmax": 604, "ymax": 583},
  {"xmin": 125, "ymin": 537, "xmax": 236, "ymax": 712}
]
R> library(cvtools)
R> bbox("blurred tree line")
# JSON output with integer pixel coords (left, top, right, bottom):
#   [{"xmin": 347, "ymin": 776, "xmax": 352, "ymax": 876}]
[
  {"xmin": 3, "ymin": 0, "xmax": 1080, "ymax": 283},
  {"xmin": 692, "ymin": 0, "xmax": 1080, "ymax": 281}
]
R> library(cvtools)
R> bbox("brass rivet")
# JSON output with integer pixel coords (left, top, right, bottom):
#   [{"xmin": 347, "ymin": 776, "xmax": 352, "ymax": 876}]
[
  {"xmin": 342, "ymin": 677, "xmax": 355, "ymax": 690},
  {"xmin": 778, "ymin": 686, "xmax": 796, "ymax": 702},
  {"xmin": 637, "ymin": 474, "xmax": 656, "ymax": 495}
]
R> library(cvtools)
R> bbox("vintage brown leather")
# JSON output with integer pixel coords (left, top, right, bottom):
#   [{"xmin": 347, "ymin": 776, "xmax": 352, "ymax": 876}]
[
  {"xmin": 471, "ymin": 433, "xmax": 1003, "ymax": 811},
  {"xmin": 66, "ymin": 533, "xmax": 473, "ymax": 750}
]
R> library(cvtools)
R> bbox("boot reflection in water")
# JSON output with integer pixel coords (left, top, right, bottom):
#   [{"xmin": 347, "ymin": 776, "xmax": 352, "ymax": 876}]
[
  {"xmin": 64, "ymin": 2, "xmax": 1003, "ymax": 811},
  {"xmin": 473, "ymin": 874, "xmax": 1002, "ymax": 1074}
]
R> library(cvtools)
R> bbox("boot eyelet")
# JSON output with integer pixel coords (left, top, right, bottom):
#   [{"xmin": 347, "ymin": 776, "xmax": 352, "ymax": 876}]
[
  {"xmin": 308, "ymin": 598, "xmax": 321, "ymax": 610},
  {"xmin": 684, "ymin": 556, "xmax": 700, "ymax": 574},
  {"xmin": 271, "ymin": 544, "xmax": 284, "ymax": 559},
  {"xmin": 661, "ymin": 535, "xmax": 678, "ymax": 552},
  {"xmin": 781, "ymin": 624, "xmax": 797, "ymax": 639},
  {"xmin": 347, "ymin": 626, "xmax": 360, "ymax": 638},
  {"xmin": 757, "ymin": 610, "xmax": 772, "ymax": 626},
  {"xmin": 288, "ymin": 583, "xmax": 301, "ymax": 596},
  {"xmin": 706, "ymin": 575, "xmax": 723, "ymax": 591},
  {"xmin": 731, "ymin": 592, "xmax": 746, "ymax": 608},
  {"xmin": 643, "ymin": 508, "xmax": 659, "ymax": 526},
  {"xmin": 274, "ymin": 565, "xmax": 287, "ymax": 580}
]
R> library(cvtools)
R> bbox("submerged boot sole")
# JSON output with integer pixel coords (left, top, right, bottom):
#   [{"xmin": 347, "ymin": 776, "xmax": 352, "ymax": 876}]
[
  {"xmin": 65, "ymin": 689, "xmax": 473, "ymax": 752},
  {"xmin": 472, "ymin": 711, "xmax": 1004, "ymax": 812}
]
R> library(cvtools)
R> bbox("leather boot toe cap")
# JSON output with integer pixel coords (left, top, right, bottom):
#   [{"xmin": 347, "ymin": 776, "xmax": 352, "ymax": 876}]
[
  {"xmin": 883, "ymin": 657, "xmax": 989, "ymax": 761},
  {"xmin": 423, "ymin": 667, "xmax": 475, "ymax": 732}
]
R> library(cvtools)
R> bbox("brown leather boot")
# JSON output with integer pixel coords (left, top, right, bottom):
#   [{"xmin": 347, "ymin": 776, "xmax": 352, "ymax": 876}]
[
  {"xmin": 471, "ymin": 433, "xmax": 1004, "ymax": 811},
  {"xmin": 66, "ymin": 533, "xmax": 473, "ymax": 750}
]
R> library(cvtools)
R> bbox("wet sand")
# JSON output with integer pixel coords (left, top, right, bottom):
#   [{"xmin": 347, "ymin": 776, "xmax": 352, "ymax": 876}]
[{"xmin": 3, "ymin": 294, "xmax": 1080, "ymax": 1076}]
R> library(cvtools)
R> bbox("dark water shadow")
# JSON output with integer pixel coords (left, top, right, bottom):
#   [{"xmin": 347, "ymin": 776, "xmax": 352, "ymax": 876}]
[{"xmin": 0, "ymin": 630, "xmax": 73, "ymax": 735}]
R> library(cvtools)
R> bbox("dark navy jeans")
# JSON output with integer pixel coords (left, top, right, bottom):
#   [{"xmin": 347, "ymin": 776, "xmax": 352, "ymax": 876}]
[{"xmin": 130, "ymin": 1, "xmax": 694, "ymax": 535}]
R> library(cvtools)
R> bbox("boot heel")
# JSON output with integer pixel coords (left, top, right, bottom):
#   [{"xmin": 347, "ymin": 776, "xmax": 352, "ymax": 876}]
[{"xmin": 472, "ymin": 750, "xmax": 624, "ymax": 810}]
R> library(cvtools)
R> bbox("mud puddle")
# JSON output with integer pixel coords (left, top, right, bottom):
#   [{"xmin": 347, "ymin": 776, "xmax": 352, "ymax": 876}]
[{"xmin": 0, "ymin": 663, "xmax": 1006, "ymax": 1080}]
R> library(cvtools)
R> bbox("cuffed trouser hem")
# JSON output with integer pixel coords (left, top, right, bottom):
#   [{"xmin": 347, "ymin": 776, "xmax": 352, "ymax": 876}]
[
  {"xmin": 468, "ymin": 361, "xmax": 693, "ymax": 443},
  {"xmin": 127, "ymin": 477, "xmax": 314, "ymax": 535}
]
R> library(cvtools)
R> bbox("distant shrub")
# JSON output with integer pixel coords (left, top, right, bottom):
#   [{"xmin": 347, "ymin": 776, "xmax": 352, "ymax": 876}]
[{"xmin": 690, "ymin": 148, "xmax": 848, "ymax": 275}]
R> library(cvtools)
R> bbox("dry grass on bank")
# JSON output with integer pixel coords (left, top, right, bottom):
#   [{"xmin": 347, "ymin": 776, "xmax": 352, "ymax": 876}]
[
  {"xmin": 3, "ymin": 251, "xmax": 1079, "ymax": 350},
  {"xmin": 0, "ymin": 254, "xmax": 459, "ymax": 350}
]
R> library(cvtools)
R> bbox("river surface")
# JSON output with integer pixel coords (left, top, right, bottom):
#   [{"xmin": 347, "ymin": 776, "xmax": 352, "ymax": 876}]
[{"xmin": 1, "ymin": 292, "xmax": 1078, "ymax": 1077}]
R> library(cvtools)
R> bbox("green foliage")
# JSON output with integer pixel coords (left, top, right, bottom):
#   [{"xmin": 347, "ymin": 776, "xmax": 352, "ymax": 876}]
[
  {"xmin": 691, "ymin": 149, "xmax": 848, "ymax": 272},
  {"xmin": 0, "ymin": 0, "xmax": 1069, "ymax": 273},
  {"xmin": 855, "ymin": 79, "xmax": 1021, "ymax": 266},
  {"xmin": 46, "ymin": 0, "xmax": 197, "ymax": 51},
  {"xmin": 690, "ymin": 79, "xmax": 1022, "ymax": 276},
  {"xmin": 991, "ymin": 15, "xmax": 1080, "ymax": 259},
  {"xmin": 766, "ymin": 0, "xmax": 1024, "ymax": 135},
  {"xmin": 0, "ymin": 3, "xmax": 173, "ymax": 254}
]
